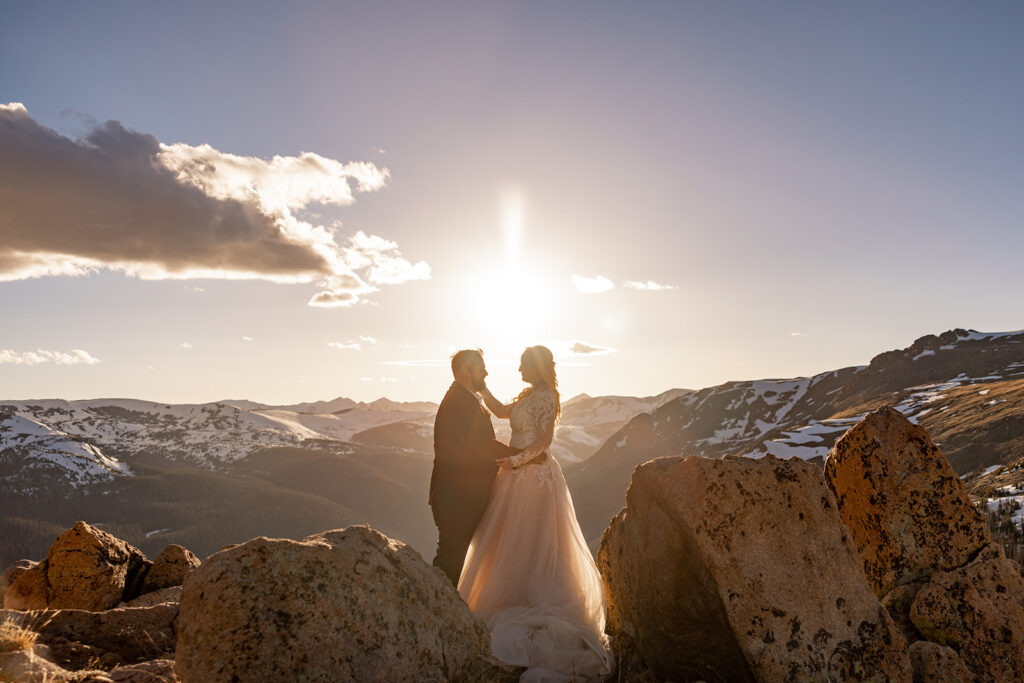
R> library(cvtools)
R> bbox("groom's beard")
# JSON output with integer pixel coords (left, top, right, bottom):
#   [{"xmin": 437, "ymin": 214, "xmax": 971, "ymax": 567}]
[{"xmin": 472, "ymin": 378, "xmax": 487, "ymax": 392}]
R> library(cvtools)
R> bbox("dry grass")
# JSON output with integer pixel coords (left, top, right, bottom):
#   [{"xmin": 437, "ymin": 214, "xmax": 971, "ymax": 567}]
[{"xmin": 0, "ymin": 615, "xmax": 38, "ymax": 653}]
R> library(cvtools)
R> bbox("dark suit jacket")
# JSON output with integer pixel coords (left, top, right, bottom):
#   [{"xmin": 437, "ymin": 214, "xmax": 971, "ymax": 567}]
[{"xmin": 429, "ymin": 382, "xmax": 516, "ymax": 506}]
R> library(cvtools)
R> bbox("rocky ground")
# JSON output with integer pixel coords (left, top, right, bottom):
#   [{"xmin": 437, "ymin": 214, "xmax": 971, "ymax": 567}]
[{"xmin": 3, "ymin": 407, "xmax": 1024, "ymax": 682}]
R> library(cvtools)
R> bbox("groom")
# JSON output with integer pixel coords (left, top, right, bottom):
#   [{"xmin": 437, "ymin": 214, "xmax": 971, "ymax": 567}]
[{"xmin": 429, "ymin": 348, "xmax": 520, "ymax": 586}]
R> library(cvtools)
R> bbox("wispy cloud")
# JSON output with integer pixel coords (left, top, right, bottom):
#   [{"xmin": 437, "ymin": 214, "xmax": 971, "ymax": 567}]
[
  {"xmin": 623, "ymin": 280, "xmax": 676, "ymax": 291},
  {"xmin": 242, "ymin": 336, "xmax": 254, "ymax": 341},
  {"xmin": 790, "ymin": 331, "xmax": 806, "ymax": 337},
  {"xmin": 359, "ymin": 336, "xmax": 378, "ymax": 345},
  {"xmin": 572, "ymin": 274, "xmax": 614, "ymax": 294},
  {"xmin": 180, "ymin": 342, "xmax": 194, "ymax": 349},
  {"xmin": 184, "ymin": 286, "xmax": 206, "ymax": 293},
  {"xmin": 0, "ymin": 348, "xmax": 100, "ymax": 365},
  {"xmin": 328, "ymin": 341, "xmax": 362, "ymax": 351},
  {"xmin": 567, "ymin": 340, "xmax": 616, "ymax": 356},
  {"xmin": 0, "ymin": 103, "xmax": 428, "ymax": 308}
]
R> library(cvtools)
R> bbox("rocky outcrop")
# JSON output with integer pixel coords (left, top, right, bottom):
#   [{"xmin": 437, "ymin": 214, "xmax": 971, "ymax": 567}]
[
  {"xmin": 598, "ymin": 454, "xmax": 911, "ymax": 682},
  {"xmin": 826, "ymin": 407, "xmax": 1024, "ymax": 681},
  {"xmin": 909, "ymin": 542, "xmax": 1024, "ymax": 682},
  {"xmin": 175, "ymin": 524, "xmax": 498, "ymax": 682},
  {"xmin": 3, "ymin": 521, "xmax": 150, "ymax": 611},
  {"xmin": 0, "ymin": 603, "xmax": 178, "ymax": 670},
  {"xmin": 824, "ymin": 406, "xmax": 989, "ymax": 596},
  {"xmin": 141, "ymin": 544, "xmax": 199, "ymax": 593}
]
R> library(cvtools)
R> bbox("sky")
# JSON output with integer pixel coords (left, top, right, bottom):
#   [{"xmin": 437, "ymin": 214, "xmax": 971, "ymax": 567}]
[{"xmin": 1, "ymin": 1, "xmax": 1023, "ymax": 405}]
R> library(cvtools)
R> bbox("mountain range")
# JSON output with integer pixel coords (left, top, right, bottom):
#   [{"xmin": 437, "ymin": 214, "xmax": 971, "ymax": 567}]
[{"xmin": 2, "ymin": 327, "xmax": 1022, "ymax": 567}]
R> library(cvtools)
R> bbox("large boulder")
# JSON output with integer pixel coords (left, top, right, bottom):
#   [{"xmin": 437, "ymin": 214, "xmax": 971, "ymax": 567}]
[
  {"xmin": 4, "ymin": 521, "xmax": 150, "ymax": 611},
  {"xmin": 909, "ymin": 542, "xmax": 1024, "ymax": 682},
  {"xmin": 598, "ymin": 454, "xmax": 911, "ymax": 682},
  {"xmin": 0, "ymin": 603, "xmax": 178, "ymax": 670},
  {"xmin": 175, "ymin": 524, "xmax": 497, "ymax": 682},
  {"xmin": 823, "ymin": 406, "xmax": 989, "ymax": 597},
  {"xmin": 140, "ymin": 544, "xmax": 199, "ymax": 593}
]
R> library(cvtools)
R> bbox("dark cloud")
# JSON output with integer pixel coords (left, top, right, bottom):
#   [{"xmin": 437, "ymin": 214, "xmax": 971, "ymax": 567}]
[
  {"xmin": 0, "ymin": 104, "xmax": 336, "ymax": 280},
  {"xmin": 0, "ymin": 103, "xmax": 424, "ymax": 307}
]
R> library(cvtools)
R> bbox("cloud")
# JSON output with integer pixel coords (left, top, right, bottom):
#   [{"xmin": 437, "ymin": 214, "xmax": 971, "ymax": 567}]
[
  {"xmin": 359, "ymin": 336, "xmax": 378, "ymax": 345},
  {"xmin": 623, "ymin": 280, "xmax": 676, "ymax": 291},
  {"xmin": 242, "ymin": 336, "xmax": 254, "ymax": 341},
  {"xmin": 180, "ymin": 342, "xmax": 194, "ymax": 349},
  {"xmin": 184, "ymin": 286, "xmax": 205, "ymax": 293},
  {"xmin": 344, "ymin": 231, "xmax": 430, "ymax": 285},
  {"xmin": 0, "ymin": 348, "xmax": 100, "ymax": 365},
  {"xmin": 790, "ymin": 331, "xmax": 806, "ymax": 337},
  {"xmin": 0, "ymin": 103, "xmax": 428, "ymax": 307},
  {"xmin": 328, "ymin": 341, "xmax": 362, "ymax": 350},
  {"xmin": 568, "ymin": 340, "xmax": 616, "ymax": 356},
  {"xmin": 572, "ymin": 274, "xmax": 614, "ymax": 294},
  {"xmin": 308, "ymin": 290, "xmax": 360, "ymax": 308}
]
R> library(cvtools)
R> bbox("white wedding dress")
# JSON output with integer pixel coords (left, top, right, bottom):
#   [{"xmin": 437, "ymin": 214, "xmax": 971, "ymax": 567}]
[{"xmin": 458, "ymin": 387, "xmax": 614, "ymax": 682}]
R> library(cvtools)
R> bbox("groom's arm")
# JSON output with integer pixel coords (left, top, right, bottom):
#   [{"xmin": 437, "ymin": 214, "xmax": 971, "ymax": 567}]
[{"xmin": 433, "ymin": 397, "xmax": 474, "ymax": 463}]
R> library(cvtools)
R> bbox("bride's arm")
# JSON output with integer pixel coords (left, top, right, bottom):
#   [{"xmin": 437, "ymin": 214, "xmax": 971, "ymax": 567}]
[
  {"xmin": 502, "ymin": 420, "xmax": 554, "ymax": 468},
  {"xmin": 479, "ymin": 385, "xmax": 513, "ymax": 419}
]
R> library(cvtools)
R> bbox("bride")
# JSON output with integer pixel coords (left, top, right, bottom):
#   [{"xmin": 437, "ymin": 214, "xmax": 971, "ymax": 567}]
[{"xmin": 458, "ymin": 345, "xmax": 614, "ymax": 682}]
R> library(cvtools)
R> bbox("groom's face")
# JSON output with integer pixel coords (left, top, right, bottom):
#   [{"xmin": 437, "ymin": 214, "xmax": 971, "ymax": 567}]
[{"xmin": 468, "ymin": 358, "xmax": 488, "ymax": 392}]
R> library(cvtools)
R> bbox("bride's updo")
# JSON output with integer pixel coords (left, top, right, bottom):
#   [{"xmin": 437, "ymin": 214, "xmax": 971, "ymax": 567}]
[{"xmin": 516, "ymin": 345, "xmax": 561, "ymax": 419}]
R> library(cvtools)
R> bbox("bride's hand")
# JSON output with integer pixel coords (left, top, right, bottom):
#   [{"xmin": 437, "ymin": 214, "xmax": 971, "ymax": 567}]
[{"xmin": 496, "ymin": 456, "xmax": 515, "ymax": 470}]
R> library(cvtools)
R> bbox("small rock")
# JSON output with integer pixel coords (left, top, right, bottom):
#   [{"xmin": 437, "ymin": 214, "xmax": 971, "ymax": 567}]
[
  {"xmin": 108, "ymin": 658, "xmax": 178, "ymax": 682},
  {"xmin": 907, "ymin": 641, "xmax": 973, "ymax": 683},
  {"xmin": 121, "ymin": 585, "xmax": 181, "ymax": 608},
  {"xmin": 880, "ymin": 580, "xmax": 927, "ymax": 643},
  {"xmin": 910, "ymin": 542, "xmax": 1024, "ymax": 682},
  {"xmin": 141, "ymin": 545, "xmax": 199, "ymax": 593},
  {"xmin": 0, "ymin": 559, "xmax": 35, "ymax": 597},
  {"xmin": 0, "ymin": 648, "xmax": 75, "ymax": 682}
]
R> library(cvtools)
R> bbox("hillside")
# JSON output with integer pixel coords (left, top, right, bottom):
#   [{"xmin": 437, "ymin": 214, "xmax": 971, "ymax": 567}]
[{"xmin": 567, "ymin": 328, "xmax": 1024, "ymax": 545}]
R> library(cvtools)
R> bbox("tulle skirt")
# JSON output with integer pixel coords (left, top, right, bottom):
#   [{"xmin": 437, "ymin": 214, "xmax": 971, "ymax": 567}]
[{"xmin": 458, "ymin": 457, "xmax": 614, "ymax": 682}]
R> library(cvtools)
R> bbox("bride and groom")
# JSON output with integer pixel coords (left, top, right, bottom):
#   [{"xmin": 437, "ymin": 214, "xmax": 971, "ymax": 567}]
[{"xmin": 429, "ymin": 346, "xmax": 614, "ymax": 682}]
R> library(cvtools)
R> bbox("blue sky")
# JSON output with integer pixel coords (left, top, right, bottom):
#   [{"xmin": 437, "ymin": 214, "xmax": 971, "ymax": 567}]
[{"xmin": 2, "ymin": 1, "xmax": 1022, "ymax": 403}]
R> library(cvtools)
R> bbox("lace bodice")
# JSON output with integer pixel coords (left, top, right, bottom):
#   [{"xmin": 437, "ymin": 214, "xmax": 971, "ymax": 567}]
[{"xmin": 509, "ymin": 387, "xmax": 558, "ymax": 449}]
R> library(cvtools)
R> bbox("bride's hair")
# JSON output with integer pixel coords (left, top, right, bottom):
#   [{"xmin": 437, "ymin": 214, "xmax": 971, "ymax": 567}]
[{"xmin": 515, "ymin": 345, "xmax": 561, "ymax": 420}]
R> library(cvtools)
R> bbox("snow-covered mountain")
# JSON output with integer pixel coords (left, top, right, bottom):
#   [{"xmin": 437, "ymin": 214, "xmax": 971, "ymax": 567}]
[
  {"xmin": 0, "ymin": 397, "xmax": 437, "ymax": 476},
  {"xmin": 0, "ymin": 409, "xmax": 132, "ymax": 493},
  {"xmin": 568, "ymin": 328, "xmax": 1024, "ymax": 545}
]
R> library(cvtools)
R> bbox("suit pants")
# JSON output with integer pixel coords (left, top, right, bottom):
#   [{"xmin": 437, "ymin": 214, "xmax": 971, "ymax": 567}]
[{"xmin": 431, "ymin": 486, "xmax": 491, "ymax": 586}]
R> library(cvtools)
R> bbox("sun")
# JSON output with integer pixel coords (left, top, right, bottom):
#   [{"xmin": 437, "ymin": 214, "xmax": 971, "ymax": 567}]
[{"xmin": 465, "ymin": 188, "xmax": 560, "ymax": 357}]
